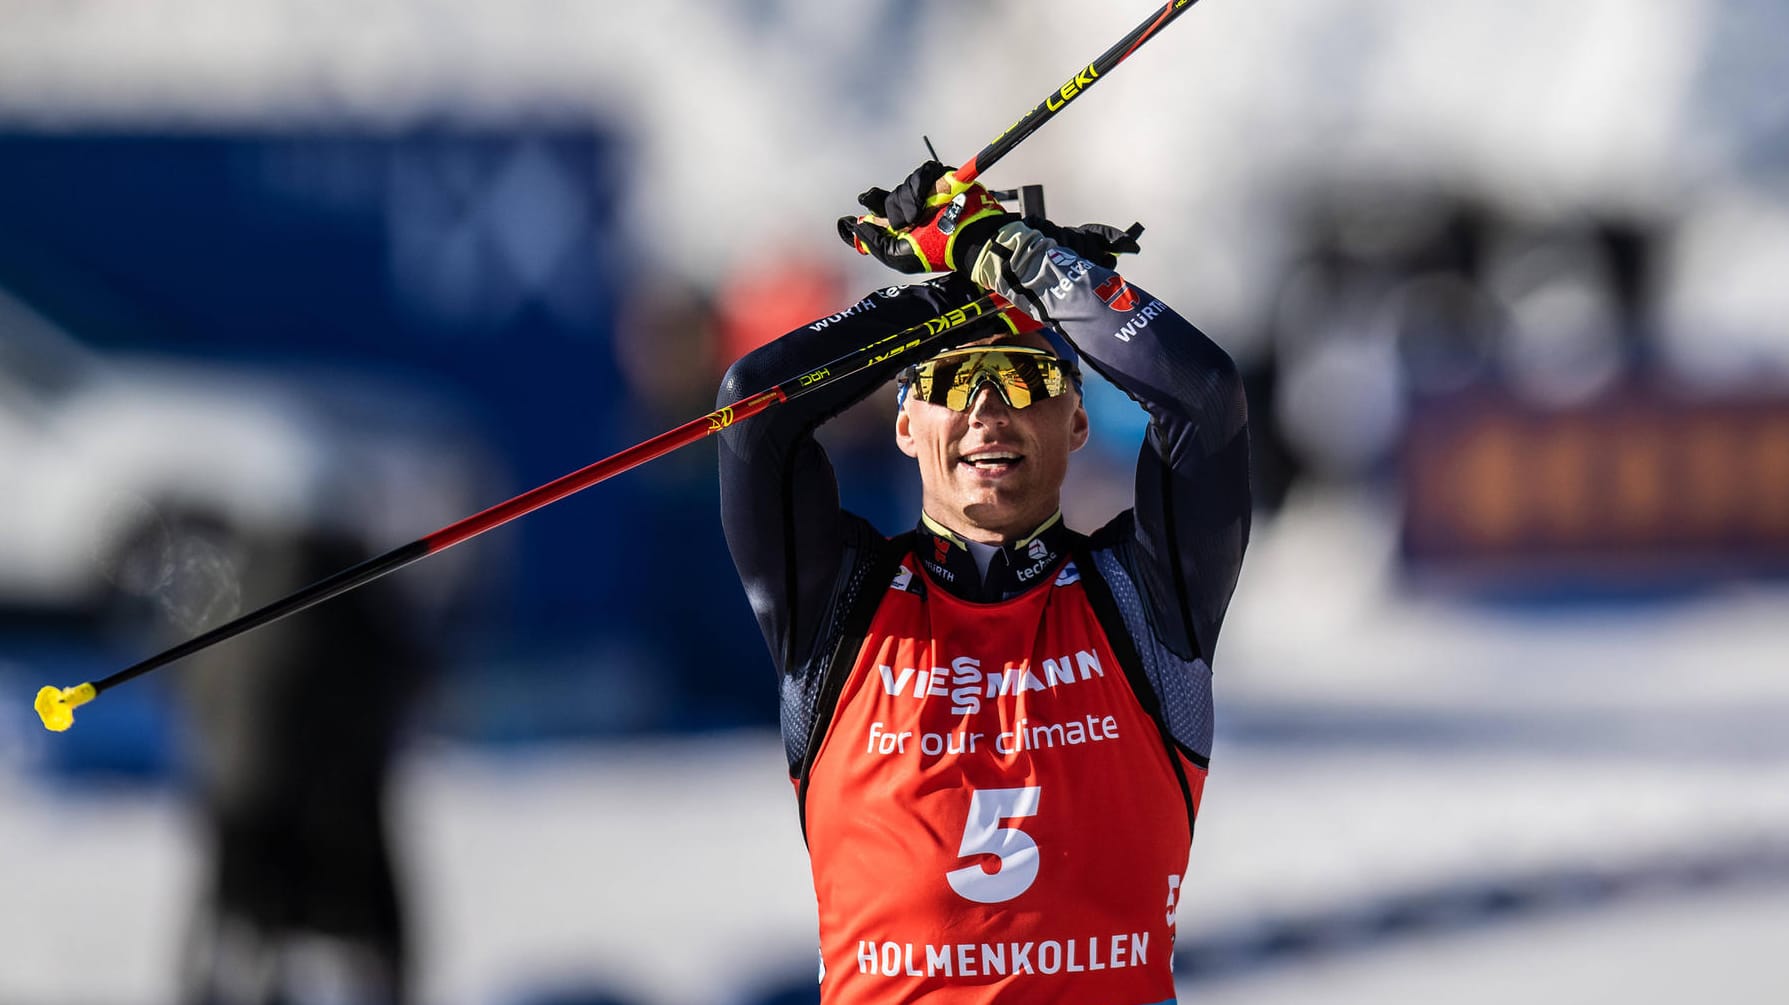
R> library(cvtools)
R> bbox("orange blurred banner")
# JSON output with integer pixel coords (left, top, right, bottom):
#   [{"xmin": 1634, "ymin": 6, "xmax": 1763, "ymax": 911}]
[{"xmin": 1401, "ymin": 386, "xmax": 1789, "ymax": 583}]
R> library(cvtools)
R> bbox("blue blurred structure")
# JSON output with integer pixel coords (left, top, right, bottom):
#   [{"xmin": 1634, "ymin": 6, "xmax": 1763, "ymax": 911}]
[
  {"xmin": 1, "ymin": 4, "xmax": 1784, "ymax": 999},
  {"xmin": 0, "ymin": 128, "xmax": 780, "ymax": 741}
]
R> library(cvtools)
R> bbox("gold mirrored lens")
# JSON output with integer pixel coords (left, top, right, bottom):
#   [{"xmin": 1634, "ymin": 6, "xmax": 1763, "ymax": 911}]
[{"xmin": 911, "ymin": 348, "xmax": 1069, "ymax": 411}]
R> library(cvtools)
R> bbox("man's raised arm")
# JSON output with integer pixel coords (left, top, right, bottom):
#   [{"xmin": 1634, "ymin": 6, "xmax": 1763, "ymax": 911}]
[
  {"xmin": 715, "ymin": 278, "xmax": 989, "ymax": 674},
  {"xmin": 970, "ymin": 221, "xmax": 1253, "ymax": 662}
]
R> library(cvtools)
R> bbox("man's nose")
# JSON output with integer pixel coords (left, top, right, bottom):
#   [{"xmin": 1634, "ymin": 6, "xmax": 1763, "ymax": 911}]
[{"xmin": 966, "ymin": 383, "xmax": 1011, "ymax": 422}]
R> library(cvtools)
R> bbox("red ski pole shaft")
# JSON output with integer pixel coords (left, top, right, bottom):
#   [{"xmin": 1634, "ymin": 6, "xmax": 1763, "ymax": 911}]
[{"xmin": 35, "ymin": 294, "xmax": 1012, "ymax": 730}]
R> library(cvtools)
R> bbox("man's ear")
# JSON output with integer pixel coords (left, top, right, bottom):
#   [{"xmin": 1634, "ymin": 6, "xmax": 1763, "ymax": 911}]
[
  {"xmin": 894, "ymin": 404, "xmax": 920, "ymax": 458},
  {"xmin": 1069, "ymin": 401, "xmax": 1090, "ymax": 453}
]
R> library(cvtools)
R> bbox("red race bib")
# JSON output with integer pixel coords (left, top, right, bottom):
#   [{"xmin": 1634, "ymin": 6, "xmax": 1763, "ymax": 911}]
[{"xmin": 804, "ymin": 557, "xmax": 1204, "ymax": 1004}]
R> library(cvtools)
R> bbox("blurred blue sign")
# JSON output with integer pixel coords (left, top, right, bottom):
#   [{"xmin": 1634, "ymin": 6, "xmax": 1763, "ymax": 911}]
[{"xmin": 0, "ymin": 128, "xmax": 773, "ymax": 732}]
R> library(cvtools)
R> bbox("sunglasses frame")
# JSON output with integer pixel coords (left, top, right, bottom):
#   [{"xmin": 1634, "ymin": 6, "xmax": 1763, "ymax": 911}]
[{"xmin": 898, "ymin": 345, "xmax": 1075, "ymax": 412}]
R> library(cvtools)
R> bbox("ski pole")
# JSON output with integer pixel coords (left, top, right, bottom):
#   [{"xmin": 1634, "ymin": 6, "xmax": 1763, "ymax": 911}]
[
  {"xmin": 33, "ymin": 296, "xmax": 1013, "ymax": 731},
  {"xmin": 955, "ymin": 0, "xmax": 1205, "ymax": 184},
  {"xmin": 35, "ymin": 0, "xmax": 1215, "ymax": 730}
]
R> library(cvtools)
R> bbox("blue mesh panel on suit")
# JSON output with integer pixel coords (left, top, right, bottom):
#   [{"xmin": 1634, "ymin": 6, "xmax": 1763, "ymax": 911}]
[
  {"xmin": 1092, "ymin": 547, "xmax": 1215, "ymax": 759},
  {"xmin": 780, "ymin": 669, "xmax": 817, "ymax": 771},
  {"xmin": 779, "ymin": 535, "xmax": 885, "ymax": 772}
]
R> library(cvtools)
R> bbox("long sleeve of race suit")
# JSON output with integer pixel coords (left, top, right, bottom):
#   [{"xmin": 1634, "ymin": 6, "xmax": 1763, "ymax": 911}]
[
  {"xmin": 716, "ymin": 275, "xmax": 1002, "ymax": 677},
  {"xmin": 975, "ymin": 222, "xmax": 1252, "ymax": 661}
]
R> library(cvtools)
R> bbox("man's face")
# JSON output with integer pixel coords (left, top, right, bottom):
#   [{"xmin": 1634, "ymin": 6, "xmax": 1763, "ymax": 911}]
[{"xmin": 895, "ymin": 333, "xmax": 1090, "ymax": 544}]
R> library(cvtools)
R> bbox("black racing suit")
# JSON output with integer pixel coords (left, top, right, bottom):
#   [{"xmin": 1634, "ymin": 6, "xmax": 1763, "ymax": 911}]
[{"xmin": 717, "ymin": 227, "xmax": 1251, "ymax": 799}]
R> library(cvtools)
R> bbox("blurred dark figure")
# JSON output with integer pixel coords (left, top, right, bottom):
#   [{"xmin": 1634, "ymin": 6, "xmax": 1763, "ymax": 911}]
[
  {"xmin": 1243, "ymin": 178, "xmax": 1667, "ymax": 509},
  {"xmin": 176, "ymin": 527, "xmax": 429, "ymax": 1005},
  {"xmin": 599, "ymin": 261, "xmax": 914, "ymax": 731},
  {"xmin": 603, "ymin": 275, "xmax": 779, "ymax": 729}
]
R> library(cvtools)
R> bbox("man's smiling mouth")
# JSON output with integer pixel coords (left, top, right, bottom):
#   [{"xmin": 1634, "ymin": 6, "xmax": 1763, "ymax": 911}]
[{"xmin": 961, "ymin": 450, "xmax": 1024, "ymax": 472}]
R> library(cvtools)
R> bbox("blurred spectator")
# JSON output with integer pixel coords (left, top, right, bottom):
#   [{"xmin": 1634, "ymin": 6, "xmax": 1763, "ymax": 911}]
[
  {"xmin": 1241, "ymin": 179, "xmax": 1676, "ymax": 505},
  {"xmin": 1482, "ymin": 223, "xmax": 1628, "ymax": 407},
  {"xmin": 713, "ymin": 251, "xmax": 849, "ymax": 364},
  {"xmin": 711, "ymin": 252, "xmax": 922, "ymax": 529},
  {"xmin": 599, "ymin": 275, "xmax": 782, "ymax": 729},
  {"xmin": 613, "ymin": 275, "xmax": 727, "ymax": 420},
  {"xmin": 178, "ymin": 527, "xmax": 430, "ymax": 1005}
]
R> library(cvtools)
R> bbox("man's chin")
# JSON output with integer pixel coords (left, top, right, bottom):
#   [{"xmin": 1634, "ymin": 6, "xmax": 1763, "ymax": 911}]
[{"xmin": 959, "ymin": 497, "xmax": 1034, "ymax": 536}]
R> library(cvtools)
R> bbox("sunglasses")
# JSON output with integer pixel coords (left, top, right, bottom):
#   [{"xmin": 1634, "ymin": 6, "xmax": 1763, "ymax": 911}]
[{"xmin": 897, "ymin": 346, "xmax": 1077, "ymax": 412}]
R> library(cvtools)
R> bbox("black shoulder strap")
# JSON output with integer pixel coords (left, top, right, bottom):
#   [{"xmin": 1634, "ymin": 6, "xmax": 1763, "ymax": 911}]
[
  {"xmin": 793, "ymin": 531, "xmax": 913, "ymax": 844},
  {"xmin": 1069, "ymin": 533, "xmax": 1199, "ymax": 840}
]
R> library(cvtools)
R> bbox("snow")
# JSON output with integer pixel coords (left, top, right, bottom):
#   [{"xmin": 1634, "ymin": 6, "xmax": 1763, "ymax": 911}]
[{"xmin": 4, "ymin": 493, "xmax": 1786, "ymax": 1004}]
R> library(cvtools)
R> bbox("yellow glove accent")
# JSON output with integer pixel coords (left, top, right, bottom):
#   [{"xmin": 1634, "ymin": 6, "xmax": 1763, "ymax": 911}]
[
  {"xmin": 924, "ymin": 171, "xmax": 979, "ymax": 209},
  {"xmin": 942, "ymin": 202, "xmax": 1012, "ymax": 272}
]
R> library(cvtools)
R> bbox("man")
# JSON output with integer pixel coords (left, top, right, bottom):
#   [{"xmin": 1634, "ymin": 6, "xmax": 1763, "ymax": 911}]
[{"xmin": 717, "ymin": 162, "xmax": 1251, "ymax": 1004}]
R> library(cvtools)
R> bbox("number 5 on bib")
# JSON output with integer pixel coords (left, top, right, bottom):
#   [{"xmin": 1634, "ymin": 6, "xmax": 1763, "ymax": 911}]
[{"xmin": 946, "ymin": 786, "xmax": 1042, "ymax": 904}]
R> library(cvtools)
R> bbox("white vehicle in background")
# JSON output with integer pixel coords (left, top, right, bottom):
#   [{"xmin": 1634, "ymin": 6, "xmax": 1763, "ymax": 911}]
[{"xmin": 0, "ymin": 285, "xmax": 493, "ymax": 635}]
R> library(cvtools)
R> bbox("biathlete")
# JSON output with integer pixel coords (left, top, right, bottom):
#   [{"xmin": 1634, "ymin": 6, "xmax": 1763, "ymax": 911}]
[{"xmin": 717, "ymin": 161, "xmax": 1251, "ymax": 1004}]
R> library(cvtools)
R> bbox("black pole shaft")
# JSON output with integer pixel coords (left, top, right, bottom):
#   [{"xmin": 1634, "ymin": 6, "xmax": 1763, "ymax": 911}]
[{"xmin": 93, "ymin": 540, "xmax": 429, "ymax": 695}]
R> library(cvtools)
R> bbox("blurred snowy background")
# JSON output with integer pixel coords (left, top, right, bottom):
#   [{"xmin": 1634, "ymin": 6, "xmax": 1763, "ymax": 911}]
[{"xmin": 1, "ymin": 1, "xmax": 1786, "ymax": 1003}]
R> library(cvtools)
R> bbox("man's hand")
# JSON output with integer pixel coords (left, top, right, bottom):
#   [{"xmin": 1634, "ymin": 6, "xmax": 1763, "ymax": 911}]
[
  {"xmin": 968, "ymin": 218, "xmax": 1146, "ymax": 296},
  {"xmin": 837, "ymin": 161, "xmax": 1011, "ymax": 275},
  {"xmin": 838, "ymin": 161, "xmax": 1145, "ymax": 284},
  {"xmin": 1021, "ymin": 219, "xmax": 1142, "ymax": 270}
]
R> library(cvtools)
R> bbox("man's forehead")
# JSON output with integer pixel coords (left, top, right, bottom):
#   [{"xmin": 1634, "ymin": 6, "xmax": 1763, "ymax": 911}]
[{"xmin": 950, "ymin": 331, "xmax": 1056, "ymax": 354}]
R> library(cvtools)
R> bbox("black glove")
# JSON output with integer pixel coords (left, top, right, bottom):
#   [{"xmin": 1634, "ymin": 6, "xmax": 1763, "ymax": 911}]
[
  {"xmin": 1021, "ymin": 218, "xmax": 1144, "ymax": 270},
  {"xmin": 837, "ymin": 161, "xmax": 1013, "ymax": 275}
]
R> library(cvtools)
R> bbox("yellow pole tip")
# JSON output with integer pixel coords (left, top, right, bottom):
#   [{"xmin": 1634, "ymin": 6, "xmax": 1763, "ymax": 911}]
[{"xmin": 35, "ymin": 683, "xmax": 95, "ymax": 733}]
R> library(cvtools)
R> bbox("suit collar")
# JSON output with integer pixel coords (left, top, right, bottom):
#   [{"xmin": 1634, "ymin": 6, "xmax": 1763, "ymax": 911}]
[{"xmin": 912, "ymin": 511, "xmax": 1071, "ymax": 603}]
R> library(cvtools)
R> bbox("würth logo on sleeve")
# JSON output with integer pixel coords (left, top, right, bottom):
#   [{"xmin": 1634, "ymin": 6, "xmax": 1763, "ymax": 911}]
[{"xmin": 1095, "ymin": 274, "xmax": 1138, "ymax": 312}]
